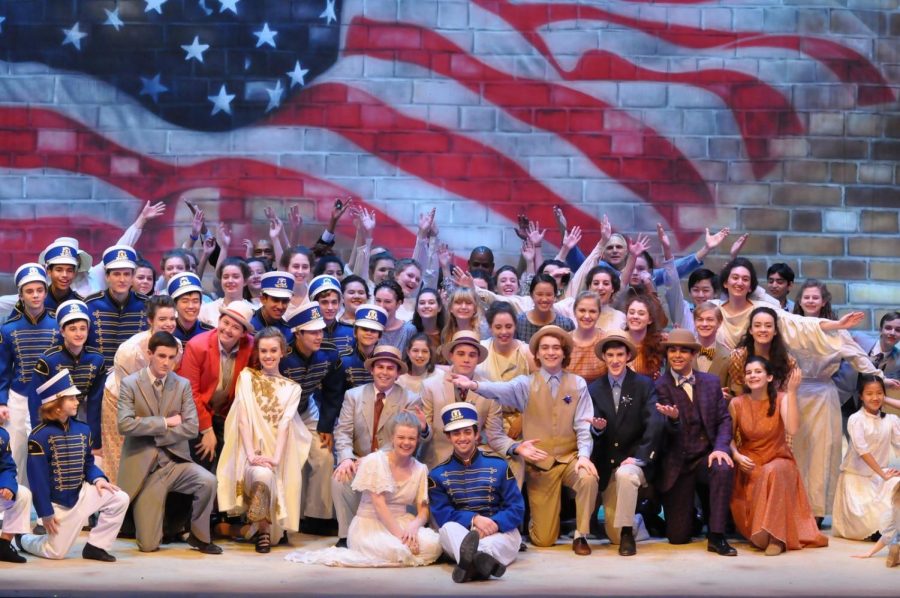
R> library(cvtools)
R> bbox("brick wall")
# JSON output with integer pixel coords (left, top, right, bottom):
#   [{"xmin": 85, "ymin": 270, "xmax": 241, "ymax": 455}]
[{"xmin": 0, "ymin": 0, "xmax": 897, "ymax": 329}]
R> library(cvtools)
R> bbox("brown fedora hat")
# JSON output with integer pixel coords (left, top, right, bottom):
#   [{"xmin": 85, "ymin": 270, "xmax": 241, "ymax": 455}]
[
  {"xmin": 594, "ymin": 331, "xmax": 637, "ymax": 361},
  {"xmin": 440, "ymin": 330, "xmax": 488, "ymax": 364},
  {"xmin": 529, "ymin": 325, "xmax": 573, "ymax": 357},
  {"xmin": 363, "ymin": 345, "xmax": 409, "ymax": 375},
  {"xmin": 660, "ymin": 328, "xmax": 701, "ymax": 352}
]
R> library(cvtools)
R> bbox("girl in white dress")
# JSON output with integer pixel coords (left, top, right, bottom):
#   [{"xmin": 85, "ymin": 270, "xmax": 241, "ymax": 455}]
[
  {"xmin": 216, "ymin": 327, "xmax": 312, "ymax": 552},
  {"xmin": 833, "ymin": 375, "xmax": 900, "ymax": 540},
  {"xmin": 285, "ymin": 412, "xmax": 442, "ymax": 567}
]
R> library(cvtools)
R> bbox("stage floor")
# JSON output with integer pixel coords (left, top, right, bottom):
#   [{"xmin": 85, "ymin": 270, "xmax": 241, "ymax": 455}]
[{"xmin": 2, "ymin": 529, "xmax": 896, "ymax": 597}]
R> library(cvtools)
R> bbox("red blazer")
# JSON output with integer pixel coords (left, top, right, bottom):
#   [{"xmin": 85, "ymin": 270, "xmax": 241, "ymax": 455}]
[{"xmin": 177, "ymin": 329, "xmax": 254, "ymax": 431}]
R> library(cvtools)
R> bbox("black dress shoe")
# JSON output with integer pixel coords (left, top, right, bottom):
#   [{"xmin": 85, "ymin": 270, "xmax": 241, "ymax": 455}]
[
  {"xmin": 82, "ymin": 543, "xmax": 116, "ymax": 562},
  {"xmin": 707, "ymin": 536, "xmax": 737, "ymax": 557},
  {"xmin": 451, "ymin": 530, "xmax": 480, "ymax": 583},
  {"xmin": 618, "ymin": 529, "xmax": 637, "ymax": 556},
  {"xmin": 474, "ymin": 552, "xmax": 506, "ymax": 579},
  {"xmin": 0, "ymin": 539, "xmax": 26, "ymax": 563},
  {"xmin": 187, "ymin": 533, "xmax": 223, "ymax": 555},
  {"xmin": 335, "ymin": 538, "xmax": 348, "ymax": 548}
]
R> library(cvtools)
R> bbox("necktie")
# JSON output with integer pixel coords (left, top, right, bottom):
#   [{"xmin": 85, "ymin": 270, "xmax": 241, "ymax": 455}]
[
  {"xmin": 371, "ymin": 392, "xmax": 386, "ymax": 453},
  {"xmin": 457, "ymin": 387, "xmax": 469, "ymax": 402},
  {"xmin": 153, "ymin": 378, "xmax": 163, "ymax": 399},
  {"xmin": 698, "ymin": 346, "xmax": 715, "ymax": 360},
  {"xmin": 548, "ymin": 374, "xmax": 560, "ymax": 397},
  {"xmin": 872, "ymin": 352, "xmax": 885, "ymax": 370},
  {"xmin": 677, "ymin": 375, "xmax": 696, "ymax": 387},
  {"xmin": 612, "ymin": 380, "xmax": 621, "ymax": 412}
]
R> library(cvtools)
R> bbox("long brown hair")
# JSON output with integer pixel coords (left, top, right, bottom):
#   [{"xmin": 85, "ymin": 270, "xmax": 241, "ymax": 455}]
[{"xmin": 744, "ymin": 355, "xmax": 778, "ymax": 416}]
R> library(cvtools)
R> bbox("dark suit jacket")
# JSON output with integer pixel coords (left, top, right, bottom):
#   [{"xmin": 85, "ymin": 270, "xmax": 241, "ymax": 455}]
[
  {"xmin": 654, "ymin": 370, "xmax": 732, "ymax": 493},
  {"xmin": 588, "ymin": 369, "xmax": 664, "ymax": 492}
]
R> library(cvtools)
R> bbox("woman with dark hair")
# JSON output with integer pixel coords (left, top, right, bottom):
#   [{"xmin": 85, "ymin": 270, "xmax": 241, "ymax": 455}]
[
  {"xmin": 411, "ymin": 287, "xmax": 444, "ymax": 350},
  {"xmin": 397, "ymin": 333, "xmax": 442, "ymax": 394},
  {"xmin": 729, "ymin": 357, "xmax": 826, "ymax": 555},
  {"xmin": 393, "ymin": 258, "xmax": 423, "ymax": 322},
  {"xmin": 556, "ymin": 264, "xmax": 626, "ymax": 332},
  {"xmin": 132, "ymin": 258, "xmax": 157, "ymax": 296},
  {"xmin": 339, "ymin": 274, "xmax": 370, "ymax": 326},
  {"xmin": 245, "ymin": 257, "xmax": 267, "ymax": 304},
  {"xmin": 102, "ymin": 295, "xmax": 181, "ymax": 484},
  {"xmin": 514, "ymin": 273, "xmax": 574, "ymax": 343},
  {"xmin": 313, "ymin": 254, "xmax": 345, "ymax": 279},
  {"xmin": 280, "ymin": 245, "xmax": 313, "ymax": 318},
  {"xmin": 461, "ymin": 263, "xmax": 533, "ymax": 316},
  {"xmin": 792, "ymin": 279, "xmax": 836, "ymax": 320},
  {"xmin": 199, "ymin": 256, "xmax": 251, "ymax": 327},
  {"xmin": 726, "ymin": 306, "xmax": 798, "ymax": 398},
  {"xmin": 374, "ymin": 280, "xmax": 417, "ymax": 351},
  {"xmin": 217, "ymin": 327, "xmax": 311, "ymax": 553}
]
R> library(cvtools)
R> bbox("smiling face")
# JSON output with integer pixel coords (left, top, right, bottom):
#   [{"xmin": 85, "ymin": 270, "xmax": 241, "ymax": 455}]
[
  {"xmin": 531, "ymin": 281, "xmax": 556, "ymax": 314},
  {"xmin": 296, "ymin": 328, "xmax": 324, "ymax": 355},
  {"xmin": 589, "ymin": 272, "xmax": 614, "ymax": 304},
  {"xmin": 749, "ymin": 312, "xmax": 777, "ymax": 347},
  {"xmin": 490, "ymin": 312, "xmax": 516, "ymax": 346},
  {"xmin": 407, "ymin": 339, "xmax": 431, "ymax": 370},
  {"xmin": 450, "ymin": 343, "xmax": 480, "ymax": 377},
  {"xmin": 355, "ymin": 326, "xmax": 381, "ymax": 351},
  {"xmin": 860, "ymin": 381, "xmax": 885, "ymax": 415},
  {"xmin": 162, "ymin": 257, "xmax": 187, "ymax": 282},
  {"xmin": 766, "ymin": 272, "xmax": 792, "ymax": 301},
  {"xmin": 217, "ymin": 313, "xmax": 246, "ymax": 350},
  {"xmin": 416, "ymin": 291, "xmax": 439, "ymax": 320},
  {"xmin": 133, "ymin": 266, "xmax": 155, "ymax": 295},
  {"xmin": 371, "ymin": 360, "xmax": 400, "ymax": 391},
  {"xmin": 496, "ymin": 270, "xmax": 519, "ymax": 296},
  {"xmin": 221, "ymin": 265, "xmax": 245, "ymax": 298},
  {"xmin": 743, "ymin": 360, "xmax": 773, "ymax": 391},
  {"xmin": 602, "ymin": 345, "xmax": 629, "ymax": 377},
  {"xmin": 448, "ymin": 425, "xmax": 477, "ymax": 460},
  {"xmin": 666, "ymin": 346, "xmax": 695, "ymax": 376},
  {"xmin": 603, "ymin": 237, "xmax": 627, "ymax": 268},
  {"xmin": 626, "ymin": 299, "xmax": 651, "ymax": 333},
  {"xmin": 372, "ymin": 259, "xmax": 394, "ymax": 285},
  {"xmin": 260, "ymin": 294, "xmax": 289, "ymax": 320},
  {"xmin": 175, "ymin": 293, "xmax": 201, "ymax": 324},
  {"xmin": 395, "ymin": 264, "xmax": 421, "ymax": 295},
  {"xmin": 689, "ymin": 279, "xmax": 716, "ymax": 306},
  {"xmin": 343, "ymin": 281, "xmax": 368, "ymax": 315},
  {"xmin": 374, "ymin": 288, "xmax": 399, "ymax": 317},
  {"xmin": 724, "ymin": 266, "xmax": 752, "ymax": 300},
  {"xmin": 256, "ymin": 336, "xmax": 284, "ymax": 373},
  {"xmin": 288, "ymin": 252, "xmax": 311, "ymax": 285},
  {"xmin": 450, "ymin": 296, "xmax": 475, "ymax": 321},
  {"xmin": 48, "ymin": 264, "xmax": 75, "ymax": 292},
  {"xmin": 693, "ymin": 307, "xmax": 720, "ymax": 340},
  {"xmin": 247, "ymin": 261, "xmax": 265, "ymax": 292},
  {"xmin": 58, "ymin": 395, "xmax": 80, "ymax": 419},
  {"xmin": 536, "ymin": 335, "xmax": 564, "ymax": 372},
  {"xmin": 799, "ymin": 286, "xmax": 824, "ymax": 318},
  {"xmin": 880, "ymin": 318, "xmax": 900, "ymax": 352},
  {"xmin": 316, "ymin": 290, "xmax": 341, "ymax": 322},
  {"xmin": 392, "ymin": 424, "xmax": 419, "ymax": 459},
  {"xmin": 61, "ymin": 320, "xmax": 88, "ymax": 350},
  {"xmin": 151, "ymin": 307, "xmax": 178, "ymax": 335},
  {"xmin": 574, "ymin": 297, "xmax": 600, "ymax": 330},
  {"xmin": 630, "ymin": 256, "xmax": 649, "ymax": 286}
]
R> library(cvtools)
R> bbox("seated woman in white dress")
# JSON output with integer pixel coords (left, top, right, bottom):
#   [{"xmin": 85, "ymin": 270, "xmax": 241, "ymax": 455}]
[
  {"xmin": 286, "ymin": 412, "xmax": 442, "ymax": 567},
  {"xmin": 833, "ymin": 375, "xmax": 900, "ymax": 541},
  {"xmin": 216, "ymin": 327, "xmax": 312, "ymax": 553}
]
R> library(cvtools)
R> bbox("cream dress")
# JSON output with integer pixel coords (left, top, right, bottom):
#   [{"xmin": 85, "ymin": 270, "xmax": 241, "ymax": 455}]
[{"xmin": 285, "ymin": 450, "xmax": 441, "ymax": 567}]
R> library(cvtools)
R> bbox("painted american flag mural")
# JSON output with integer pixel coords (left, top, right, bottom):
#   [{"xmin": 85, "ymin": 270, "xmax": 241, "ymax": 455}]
[{"xmin": 0, "ymin": 0, "xmax": 896, "ymax": 286}]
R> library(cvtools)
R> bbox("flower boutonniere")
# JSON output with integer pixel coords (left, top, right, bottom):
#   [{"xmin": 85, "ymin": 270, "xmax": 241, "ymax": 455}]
[
  {"xmin": 620, "ymin": 394, "xmax": 634, "ymax": 408},
  {"xmin": 562, "ymin": 395, "xmax": 572, "ymax": 404}
]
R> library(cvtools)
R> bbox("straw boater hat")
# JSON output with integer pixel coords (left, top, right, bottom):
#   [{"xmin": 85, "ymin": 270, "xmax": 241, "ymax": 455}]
[
  {"xmin": 594, "ymin": 331, "xmax": 637, "ymax": 361},
  {"xmin": 441, "ymin": 402, "xmax": 479, "ymax": 432},
  {"xmin": 660, "ymin": 329, "xmax": 701, "ymax": 352},
  {"xmin": 440, "ymin": 330, "xmax": 488, "ymax": 364},
  {"xmin": 528, "ymin": 325, "xmax": 573, "ymax": 357},
  {"xmin": 218, "ymin": 300, "xmax": 255, "ymax": 333},
  {"xmin": 363, "ymin": 345, "xmax": 409, "ymax": 375}
]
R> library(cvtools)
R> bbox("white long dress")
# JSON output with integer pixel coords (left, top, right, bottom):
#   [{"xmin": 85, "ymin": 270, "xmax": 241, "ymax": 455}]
[
  {"xmin": 832, "ymin": 410, "xmax": 900, "ymax": 539},
  {"xmin": 217, "ymin": 369, "xmax": 312, "ymax": 539},
  {"xmin": 285, "ymin": 450, "xmax": 441, "ymax": 567}
]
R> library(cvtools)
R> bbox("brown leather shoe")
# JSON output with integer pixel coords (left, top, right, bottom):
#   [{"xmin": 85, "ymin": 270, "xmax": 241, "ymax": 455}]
[{"xmin": 573, "ymin": 537, "xmax": 592, "ymax": 556}]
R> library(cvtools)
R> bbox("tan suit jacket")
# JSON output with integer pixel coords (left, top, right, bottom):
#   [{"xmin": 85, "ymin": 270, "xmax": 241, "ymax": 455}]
[{"xmin": 333, "ymin": 383, "xmax": 421, "ymax": 463}]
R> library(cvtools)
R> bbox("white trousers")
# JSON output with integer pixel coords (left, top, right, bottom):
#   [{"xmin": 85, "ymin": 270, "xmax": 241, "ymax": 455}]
[
  {"xmin": 439, "ymin": 521, "xmax": 521, "ymax": 567},
  {"xmin": 20, "ymin": 483, "xmax": 129, "ymax": 559},
  {"xmin": 2, "ymin": 390, "xmax": 31, "ymax": 483},
  {"xmin": 302, "ymin": 418, "xmax": 334, "ymax": 520},
  {"xmin": 0, "ymin": 485, "xmax": 32, "ymax": 534},
  {"xmin": 600, "ymin": 464, "xmax": 646, "ymax": 545}
]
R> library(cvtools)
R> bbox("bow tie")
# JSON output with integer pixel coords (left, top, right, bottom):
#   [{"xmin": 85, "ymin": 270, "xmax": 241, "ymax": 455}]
[
  {"xmin": 677, "ymin": 375, "xmax": 695, "ymax": 387},
  {"xmin": 698, "ymin": 346, "xmax": 715, "ymax": 360}
]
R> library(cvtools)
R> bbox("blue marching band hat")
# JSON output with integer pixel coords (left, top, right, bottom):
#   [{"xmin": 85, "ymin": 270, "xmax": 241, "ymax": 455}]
[
  {"xmin": 353, "ymin": 304, "xmax": 387, "ymax": 332},
  {"xmin": 441, "ymin": 402, "xmax": 479, "ymax": 432},
  {"xmin": 168, "ymin": 272, "xmax": 203, "ymax": 299},
  {"xmin": 41, "ymin": 241, "xmax": 80, "ymax": 268},
  {"xmin": 56, "ymin": 300, "xmax": 91, "ymax": 328},
  {"xmin": 308, "ymin": 275, "xmax": 342, "ymax": 300},
  {"xmin": 287, "ymin": 301, "xmax": 327, "ymax": 332},
  {"xmin": 36, "ymin": 369, "xmax": 80, "ymax": 405},
  {"xmin": 260, "ymin": 271, "xmax": 295, "ymax": 299},
  {"xmin": 14, "ymin": 263, "xmax": 48, "ymax": 288},
  {"xmin": 102, "ymin": 245, "xmax": 137, "ymax": 270}
]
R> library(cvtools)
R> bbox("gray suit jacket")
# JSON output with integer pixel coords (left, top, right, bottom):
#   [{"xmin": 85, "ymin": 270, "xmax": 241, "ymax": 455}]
[
  {"xmin": 419, "ymin": 373, "xmax": 513, "ymax": 469},
  {"xmin": 117, "ymin": 369, "xmax": 199, "ymax": 499},
  {"xmin": 333, "ymin": 383, "xmax": 422, "ymax": 463}
]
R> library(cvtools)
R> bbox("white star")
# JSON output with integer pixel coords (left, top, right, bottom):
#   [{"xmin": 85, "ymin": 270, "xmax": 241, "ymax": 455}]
[
  {"xmin": 103, "ymin": 8, "xmax": 124, "ymax": 31},
  {"xmin": 208, "ymin": 84, "xmax": 236, "ymax": 116},
  {"xmin": 265, "ymin": 80, "xmax": 284, "ymax": 113},
  {"xmin": 181, "ymin": 36, "xmax": 210, "ymax": 63},
  {"xmin": 253, "ymin": 22, "xmax": 278, "ymax": 48},
  {"xmin": 61, "ymin": 22, "xmax": 88, "ymax": 50},
  {"xmin": 286, "ymin": 61, "xmax": 309, "ymax": 88},
  {"xmin": 139, "ymin": 73, "xmax": 169, "ymax": 103},
  {"xmin": 219, "ymin": 0, "xmax": 240, "ymax": 14},
  {"xmin": 319, "ymin": 0, "xmax": 337, "ymax": 25},
  {"xmin": 0, "ymin": 16, "xmax": 6, "ymax": 34},
  {"xmin": 197, "ymin": 0, "xmax": 213, "ymax": 16},
  {"xmin": 145, "ymin": 0, "xmax": 168, "ymax": 14}
]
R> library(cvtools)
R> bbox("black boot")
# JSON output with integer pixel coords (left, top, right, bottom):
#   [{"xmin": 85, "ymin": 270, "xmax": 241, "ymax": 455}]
[{"xmin": 0, "ymin": 538, "xmax": 25, "ymax": 563}]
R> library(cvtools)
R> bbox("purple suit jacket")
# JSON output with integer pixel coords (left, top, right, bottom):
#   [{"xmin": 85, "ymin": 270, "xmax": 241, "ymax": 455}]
[{"xmin": 654, "ymin": 370, "xmax": 732, "ymax": 493}]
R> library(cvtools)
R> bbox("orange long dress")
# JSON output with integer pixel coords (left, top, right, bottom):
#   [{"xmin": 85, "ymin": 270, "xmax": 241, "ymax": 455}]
[{"xmin": 730, "ymin": 394, "xmax": 828, "ymax": 551}]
